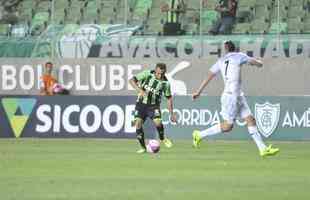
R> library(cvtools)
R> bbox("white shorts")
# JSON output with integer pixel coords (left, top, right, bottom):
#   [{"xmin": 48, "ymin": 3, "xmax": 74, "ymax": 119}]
[{"xmin": 220, "ymin": 94, "xmax": 252, "ymax": 124}]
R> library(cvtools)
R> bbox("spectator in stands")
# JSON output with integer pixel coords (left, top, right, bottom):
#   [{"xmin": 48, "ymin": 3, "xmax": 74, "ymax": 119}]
[
  {"xmin": 161, "ymin": 0, "xmax": 186, "ymax": 35},
  {"xmin": 0, "ymin": 0, "xmax": 22, "ymax": 24},
  {"xmin": 164, "ymin": 0, "xmax": 186, "ymax": 24},
  {"xmin": 209, "ymin": 0, "xmax": 237, "ymax": 35},
  {"xmin": 40, "ymin": 62, "xmax": 57, "ymax": 96}
]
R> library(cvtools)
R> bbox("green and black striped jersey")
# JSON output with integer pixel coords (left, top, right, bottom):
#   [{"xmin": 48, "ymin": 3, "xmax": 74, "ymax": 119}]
[{"xmin": 133, "ymin": 70, "xmax": 172, "ymax": 106}]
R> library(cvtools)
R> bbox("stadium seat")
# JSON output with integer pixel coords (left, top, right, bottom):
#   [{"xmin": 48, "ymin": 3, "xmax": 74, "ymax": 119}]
[
  {"xmin": 129, "ymin": 0, "xmax": 137, "ymax": 9},
  {"xmin": 19, "ymin": 0, "xmax": 34, "ymax": 23},
  {"xmin": 34, "ymin": 0, "xmax": 51, "ymax": 13},
  {"xmin": 288, "ymin": 6, "xmax": 306, "ymax": 19},
  {"xmin": 53, "ymin": 0, "xmax": 70, "ymax": 24},
  {"xmin": 65, "ymin": 0, "xmax": 83, "ymax": 24},
  {"xmin": 232, "ymin": 23, "xmax": 250, "ymax": 34},
  {"xmin": 62, "ymin": 24, "xmax": 80, "ymax": 35},
  {"xmin": 133, "ymin": 0, "xmax": 152, "ymax": 19},
  {"xmin": 201, "ymin": 23, "xmax": 213, "ymax": 34},
  {"xmin": 201, "ymin": 10, "xmax": 218, "ymax": 26},
  {"xmin": 236, "ymin": 10, "xmax": 253, "ymax": 23},
  {"xmin": 0, "ymin": 24, "xmax": 10, "ymax": 36},
  {"xmin": 255, "ymin": 0, "xmax": 272, "ymax": 8},
  {"xmin": 287, "ymin": 17, "xmax": 304, "ymax": 33},
  {"xmin": 304, "ymin": 21, "xmax": 310, "ymax": 33},
  {"xmin": 270, "ymin": 6, "xmax": 288, "ymax": 23},
  {"xmin": 145, "ymin": 0, "xmax": 163, "ymax": 34},
  {"xmin": 304, "ymin": 14, "xmax": 310, "ymax": 24},
  {"xmin": 31, "ymin": 12, "xmax": 49, "ymax": 35},
  {"xmin": 97, "ymin": 0, "xmax": 118, "ymax": 24},
  {"xmin": 82, "ymin": 0, "xmax": 98, "ymax": 24},
  {"xmin": 250, "ymin": 19, "xmax": 269, "ymax": 34},
  {"xmin": 182, "ymin": 9, "xmax": 200, "ymax": 35},
  {"xmin": 274, "ymin": 0, "xmax": 290, "ymax": 7},
  {"xmin": 238, "ymin": 0, "xmax": 255, "ymax": 8},
  {"xmin": 198, "ymin": 10, "xmax": 218, "ymax": 34},
  {"xmin": 269, "ymin": 22, "xmax": 288, "ymax": 34},
  {"xmin": 53, "ymin": 9, "xmax": 65, "ymax": 25},
  {"xmin": 184, "ymin": 22, "xmax": 199, "ymax": 35},
  {"xmin": 237, "ymin": 0, "xmax": 255, "ymax": 24},
  {"xmin": 237, "ymin": 5, "xmax": 254, "ymax": 14},
  {"xmin": 146, "ymin": 19, "xmax": 163, "ymax": 35},
  {"xmin": 254, "ymin": 5, "xmax": 270, "ymax": 21},
  {"xmin": 306, "ymin": 1, "xmax": 310, "ymax": 12},
  {"xmin": 188, "ymin": 0, "xmax": 201, "ymax": 10},
  {"xmin": 274, "ymin": 0, "xmax": 289, "ymax": 5},
  {"xmin": 290, "ymin": 0, "xmax": 305, "ymax": 7},
  {"xmin": 116, "ymin": 0, "xmax": 127, "ymax": 24},
  {"xmin": 202, "ymin": 0, "xmax": 218, "ymax": 10}
]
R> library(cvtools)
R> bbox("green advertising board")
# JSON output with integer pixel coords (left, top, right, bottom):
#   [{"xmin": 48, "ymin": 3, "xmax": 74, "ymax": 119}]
[
  {"xmin": 162, "ymin": 96, "xmax": 310, "ymax": 140},
  {"xmin": 0, "ymin": 96, "xmax": 309, "ymax": 140}
]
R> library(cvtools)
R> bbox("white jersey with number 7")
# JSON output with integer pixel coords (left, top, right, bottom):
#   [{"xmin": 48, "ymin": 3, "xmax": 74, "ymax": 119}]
[{"xmin": 210, "ymin": 52, "xmax": 251, "ymax": 96}]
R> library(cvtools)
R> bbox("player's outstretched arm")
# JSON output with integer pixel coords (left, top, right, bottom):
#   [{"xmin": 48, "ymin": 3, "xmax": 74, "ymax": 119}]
[
  {"xmin": 248, "ymin": 58, "xmax": 263, "ymax": 68},
  {"xmin": 167, "ymin": 97, "xmax": 177, "ymax": 123},
  {"xmin": 192, "ymin": 71, "xmax": 216, "ymax": 100}
]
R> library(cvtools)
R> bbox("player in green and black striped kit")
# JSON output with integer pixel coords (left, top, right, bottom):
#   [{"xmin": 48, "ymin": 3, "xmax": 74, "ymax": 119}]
[{"xmin": 129, "ymin": 63, "xmax": 177, "ymax": 153}]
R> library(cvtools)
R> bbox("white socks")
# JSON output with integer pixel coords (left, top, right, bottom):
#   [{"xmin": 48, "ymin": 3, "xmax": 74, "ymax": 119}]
[
  {"xmin": 199, "ymin": 124, "xmax": 267, "ymax": 152},
  {"xmin": 248, "ymin": 126, "xmax": 267, "ymax": 152},
  {"xmin": 199, "ymin": 124, "xmax": 222, "ymax": 139}
]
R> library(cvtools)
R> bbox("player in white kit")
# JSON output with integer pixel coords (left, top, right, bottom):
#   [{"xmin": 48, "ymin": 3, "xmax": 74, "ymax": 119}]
[{"xmin": 192, "ymin": 41, "xmax": 279, "ymax": 157}]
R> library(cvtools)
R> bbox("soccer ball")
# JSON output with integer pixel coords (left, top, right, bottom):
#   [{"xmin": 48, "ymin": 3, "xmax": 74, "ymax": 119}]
[
  {"xmin": 52, "ymin": 83, "xmax": 64, "ymax": 94},
  {"xmin": 146, "ymin": 139, "xmax": 160, "ymax": 153}
]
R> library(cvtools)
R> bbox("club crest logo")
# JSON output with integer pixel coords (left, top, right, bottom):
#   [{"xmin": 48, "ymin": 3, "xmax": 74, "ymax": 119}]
[{"xmin": 255, "ymin": 102, "xmax": 280, "ymax": 138}]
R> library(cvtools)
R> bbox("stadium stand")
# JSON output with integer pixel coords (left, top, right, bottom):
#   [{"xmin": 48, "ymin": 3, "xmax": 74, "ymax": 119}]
[
  {"xmin": 146, "ymin": 0, "xmax": 164, "ymax": 34},
  {"xmin": 0, "ymin": 0, "xmax": 309, "ymax": 37}
]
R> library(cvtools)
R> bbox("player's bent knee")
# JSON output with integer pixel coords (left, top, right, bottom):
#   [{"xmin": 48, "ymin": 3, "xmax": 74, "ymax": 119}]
[
  {"xmin": 153, "ymin": 118, "xmax": 162, "ymax": 126},
  {"xmin": 135, "ymin": 118, "xmax": 143, "ymax": 129},
  {"xmin": 245, "ymin": 115, "xmax": 256, "ymax": 126},
  {"xmin": 221, "ymin": 123, "xmax": 233, "ymax": 133}
]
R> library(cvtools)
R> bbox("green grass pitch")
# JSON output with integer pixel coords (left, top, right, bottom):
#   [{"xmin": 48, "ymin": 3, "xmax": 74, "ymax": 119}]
[{"xmin": 0, "ymin": 139, "xmax": 309, "ymax": 200}]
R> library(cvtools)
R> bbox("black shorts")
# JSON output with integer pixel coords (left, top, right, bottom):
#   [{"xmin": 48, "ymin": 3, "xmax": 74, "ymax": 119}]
[{"xmin": 134, "ymin": 102, "xmax": 161, "ymax": 121}]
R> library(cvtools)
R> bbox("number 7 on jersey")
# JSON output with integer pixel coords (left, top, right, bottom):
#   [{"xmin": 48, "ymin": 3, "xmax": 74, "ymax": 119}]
[{"xmin": 225, "ymin": 60, "xmax": 229, "ymax": 76}]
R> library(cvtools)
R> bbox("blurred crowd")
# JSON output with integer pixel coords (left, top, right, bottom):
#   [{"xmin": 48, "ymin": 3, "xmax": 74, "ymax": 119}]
[{"xmin": 0, "ymin": 0, "xmax": 23, "ymax": 24}]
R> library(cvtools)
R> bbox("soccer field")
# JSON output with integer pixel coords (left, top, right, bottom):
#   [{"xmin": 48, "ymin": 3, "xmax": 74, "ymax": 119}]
[{"xmin": 0, "ymin": 139, "xmax": 309, "ymax": 200}]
